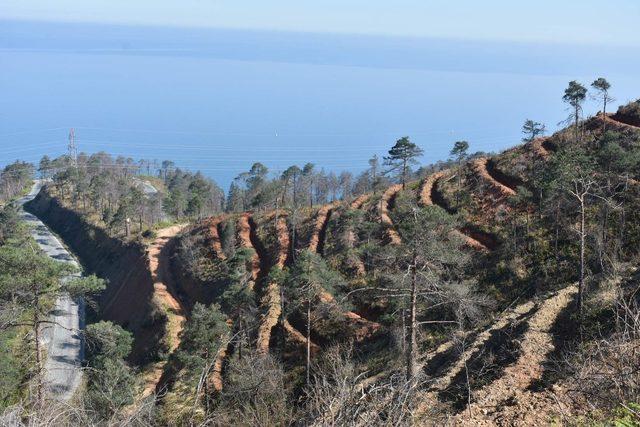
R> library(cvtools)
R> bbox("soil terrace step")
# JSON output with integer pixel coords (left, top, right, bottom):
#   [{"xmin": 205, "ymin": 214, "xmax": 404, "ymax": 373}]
[
  {"xmin": 472, "ymin": 157, "xmax": 517, "ymax": 198},
  {"xmin": 454, "ymin": 284, "xmax": 578, "ymax": 426},
  {"xmin": 380, "ymin": 184, "xmax": 403, "ymax": 245},
  {"xmin": 206, "ymin": 215, "xmax": 227, "ymax": 260}
]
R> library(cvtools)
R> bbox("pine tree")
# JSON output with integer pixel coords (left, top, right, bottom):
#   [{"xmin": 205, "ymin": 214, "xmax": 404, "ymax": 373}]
[
  {"xmin": 563, "ymin": 81, "xmax": 588, "ymax": 142},
  {"xmin": 521, "ymin": 120, "xmax": 546, "ymax": 143},
  {"xmin": 384, "ymin": 137, "xmax": 423, "ymax": 190}
]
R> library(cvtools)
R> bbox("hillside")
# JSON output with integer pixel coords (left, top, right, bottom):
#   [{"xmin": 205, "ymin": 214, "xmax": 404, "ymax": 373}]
[
  {"xmin": 160, "ymin": 101, "xmax": 640, "ymax": 424},
  {"xmin": 2, "ymin": 97, "xmax": 640, "ymax": 425}
]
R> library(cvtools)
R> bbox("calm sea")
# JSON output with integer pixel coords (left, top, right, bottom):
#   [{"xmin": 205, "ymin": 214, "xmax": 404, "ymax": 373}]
[{"xmin": 1, "ymin": 20, "xmax": 639, "ymax": 188}]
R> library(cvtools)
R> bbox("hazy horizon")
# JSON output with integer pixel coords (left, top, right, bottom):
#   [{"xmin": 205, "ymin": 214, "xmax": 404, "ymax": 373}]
[{"xmin": 2, "ymin": 19, "xmax": 639, "ymax": 188}]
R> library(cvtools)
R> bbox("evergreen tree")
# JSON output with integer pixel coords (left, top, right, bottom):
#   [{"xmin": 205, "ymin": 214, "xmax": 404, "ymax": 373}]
[
  {"xmin": 563, "ymin": 81, "xmax": 588, "ymax": 142},
  {"xmin": 284, "ymin": 250, "xmax": 346, "ymax": 384},
  {"xmin": 450, "ymin": 140, "xmax": 469, "ymax": 205},
  {"xmin": 0, "ymin": 246, "xmax": 104, "ymax": 404},
  {"xmin": 84, "ymin": 321, "xmax": 136, "ymax": 421},
  {"xmin": 521, "ymin": 120, "xmax": 546, "ymax": 143},
  {"xmin": 591, "ymin": 77, "xmax": 614, "ymax": 131},
  {"xmin": 384, "ymin": 137, "xmax": 423, "ymax": 190}
]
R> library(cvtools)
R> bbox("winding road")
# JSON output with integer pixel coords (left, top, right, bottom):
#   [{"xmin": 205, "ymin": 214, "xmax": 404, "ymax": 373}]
[{"xmin": 17, "ymin": 181, "xmax": 83, "ymax": 401}]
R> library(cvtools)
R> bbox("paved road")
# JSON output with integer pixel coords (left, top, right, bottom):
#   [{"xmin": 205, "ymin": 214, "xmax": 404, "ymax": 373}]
[
  {"xmin": 17, "ymin": 181, "xmax": 83, "ymax": 401},
  {"xmin": 134, "ymin": 178, "xmax": 170, "ymax": 222},
  {"xmin": 133, "ymin": 177, "xmax": 159, "ymax": 196}
]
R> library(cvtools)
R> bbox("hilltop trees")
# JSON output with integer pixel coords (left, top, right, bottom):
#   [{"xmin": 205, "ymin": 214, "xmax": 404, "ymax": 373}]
[
  {"xmin": 36, "ymin": 153, "xmax": 224, "ymax": 235},
  {"xmin": 384, "ymin": 137, "xmax": 423, "ymax": 190},
  {"xmin": 0, "ymin": 161, "xmax": 34, "ymax": 203},
  {"xmin": 563, "ymin": 81, "xmax": 588, "ymax": 142},
  {"xmin": 521, "ymin": 120, "xmax": 546, "ymax": 143},
  {"xmin": 592, "ymin": 78, "xmax": 614, "ymax": 132},
  {"xmin": 591, "ymin": 78, "xmax": 613, "ymax": 117},
  {"xmin": 164, "ymin": 169, "xmax": 224, "ymax": 220},
  {"xmin": 450, "ymin": 140, "xmax": 469, "ymax": 205}
]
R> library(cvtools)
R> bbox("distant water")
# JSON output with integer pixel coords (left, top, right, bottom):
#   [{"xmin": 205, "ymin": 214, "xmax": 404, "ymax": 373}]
[{"xmin": 1, "ymin": 20, "xmax": 639, "ymax": 189}]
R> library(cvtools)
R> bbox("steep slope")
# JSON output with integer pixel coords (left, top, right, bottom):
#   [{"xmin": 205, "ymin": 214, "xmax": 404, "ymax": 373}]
[
  {"xmin": 256, "ymin": 213, "xmax": 287, "ymax": 355},
  {"xmin": 143, "ymin": 225, "xmax": 188, "ymax": 397},
  {"xmin": 25, "ymin": 188, "xmax": 162, "ymax": 364},
  {"xmin": 472, "ymin": 157, "xmax": 517, "ymax": 198},
  {"xmin": 380, "ymin": 184, "xmax": 403, "ymax": 245},
  {"xmin": 18, "ymin": 182, "xmax": 83, "ymax": 401},
  {"xmin": 237, "ymin": 213, "xmax": 260, "ymax": 289},
  {"xmin": 206, "ymin": 216, "xmax": 226, "ymax": 260},
  {"xmin": 165, "ymin": 100, "xmax": 640, "ymax": 421},
  {"xmin": 308, "ymin": 203, "xmax": 337, "ymax": 255},
  {"xmin": 419, "ymin": 172, "xmax": 489, "ymax": 251},
  {"xmin": 453, "ymin": 285, "xmax": 578, "ymax": 425}
]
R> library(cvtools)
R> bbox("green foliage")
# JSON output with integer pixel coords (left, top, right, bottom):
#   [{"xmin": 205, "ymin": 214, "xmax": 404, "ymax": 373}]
[
  {"xmin": 563, "ymin": 80, "xmax": 588, "ymax": 108},
  {"xmin": 0, "ymin": 205, "xmax": 26, "ymax": 246},
  {"xmin": 522, "ymin": 119, "xmax": 546, "ymax": 142},
  {"xmin": 85, "ymin": 321, "xmax": 134, "ymax": 362},
  {"xmin": 0, "ymin": 161, "xmax": 34, "ymax": 203},
  {"xmin": 284, "ymin": 250, "xmax": 346, "ymax": 310},
  {"xmin": 384, "ymin": 136, "xmax": 424, "ymax": 187},
  {"xmin": 219, "ymin": 248, "xmax": 257, "ymax": 316},
  {"xmin": 84, "ymin": 321, "xmax": 136, "ymax": 421},
  {"xmin": 176, "ymin": 303, "xmax": 229, "ymax": 375},
  {"xmin": 450, "ymin": 140, "xmax": 469, "ymax": 160},
  {"xmin": 610, "ymin": 403, "xmax": 640, "ymax": 427},
  {"xmin": 0, "ymin": 329, "xmax": 27, "ymax": 410}
]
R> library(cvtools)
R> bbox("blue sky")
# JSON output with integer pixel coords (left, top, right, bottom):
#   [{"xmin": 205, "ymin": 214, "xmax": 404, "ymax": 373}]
[{"xmin": 2, "ymin": 0, "xmax": 639, "ymax": 46}]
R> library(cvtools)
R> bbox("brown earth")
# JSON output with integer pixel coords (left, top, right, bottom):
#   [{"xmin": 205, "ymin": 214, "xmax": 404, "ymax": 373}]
[
  {"xmin": 283, "ymin": 319, "xmax": 320, "ymax": 354},
  {"xmin": 256, "ymin": 214, "xmax": 289, "ymax": 355},
  {"xmin": 472, "ymin": 157, "xmax": 517, "ymax": 198},
  {"xmin": 142, "ymin": 224, "xmax": 188, "ymax": 397},
  {"xmin": 308, "ymin": 203, "xmax": 337, "ymax": 255},
  {"xmin": 206, "ymin": 215, "xmax": 226, "ymax": 260},
  {"xmin": 345, "ymin": 196, "xmax": 369, "ymax": 277},
  {"xmin": 237, "ymin": 213, "xmax": 260, "ymax": 287},
  {"xmin": 350, "ymin": 194, "xmax": 371, "ymax": 209},
  {"xmin": 419, "ymin": 171, "xmax": 447, "ymax": 206},
  {"xmin": 453, "ymin": 285, "xmax": 578, "ymax": 426},
  {"xmin": 380, "ymin": 184, "xmax": 403, "ymax": 245},
  {"xmin": 607, "ymin": 112, "xmax": 640, "ymax": 130},
  {"xmin": 530, "ymin": 138, "xmax": 551, "ymax": 159},
  {"xmin": 418, "ymin": 172, "xmax": 490, "ymax": 252},
  {"xmin": 417, "ymin": 299, "xmax": 538, "ymax": 411},
  {"xmin": 207, "ymin": 332, "xmax": 231, "ymax": 393}
]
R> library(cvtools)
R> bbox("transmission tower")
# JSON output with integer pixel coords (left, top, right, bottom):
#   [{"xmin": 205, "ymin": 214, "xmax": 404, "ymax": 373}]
[{"xmin": 68, "ymin": 128, "xmax": 77, "ymax": 166}]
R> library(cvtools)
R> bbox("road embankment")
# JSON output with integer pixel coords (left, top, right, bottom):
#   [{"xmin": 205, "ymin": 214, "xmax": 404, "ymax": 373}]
[{"xmin": 25, "ymin": 189, "xmax": 163, "ymax": 364}]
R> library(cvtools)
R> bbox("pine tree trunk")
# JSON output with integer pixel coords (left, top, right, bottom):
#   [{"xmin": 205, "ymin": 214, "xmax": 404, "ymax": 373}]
[
  {"xmin": 406, "ymin": 253, "xmax": 417, "ymax": 381},
  {"xmin": 575, "ymin": 106, "xmax": 580, "ymax": 142},
  {"xmin": 578, "ymin": 197, "xmax": 585, "ymax": 319},
  {"xmin": 306, "ymin": 299, "xmax": 311, "ymax": 385},
  {"xmin": 402, "ymin": 159, "xmax": 407, "ymax": 190},
  {"xmin": 578, "ymin": 198, "xmax": 585, "ymax": 320},
  {"xmin": 33, "ymin": 302, "xmax": 43, "ymax": 406}
]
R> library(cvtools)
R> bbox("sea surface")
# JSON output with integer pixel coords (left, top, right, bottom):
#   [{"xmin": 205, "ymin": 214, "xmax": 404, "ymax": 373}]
[{"xmin": 1, "ymin": 20, "xmax": 639, "ymax": 189}]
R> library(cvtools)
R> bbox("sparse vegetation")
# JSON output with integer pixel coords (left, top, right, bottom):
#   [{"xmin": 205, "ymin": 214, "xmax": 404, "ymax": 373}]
[{"xmin": 3, "ymin": 85, "xmax": 640, "ymax": 425}]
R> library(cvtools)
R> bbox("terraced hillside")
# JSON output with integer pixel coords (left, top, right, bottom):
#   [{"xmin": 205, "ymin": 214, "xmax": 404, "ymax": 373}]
[{"xmin": 159, "ymin": 101, "xmax": 640, "ymax": 424}]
